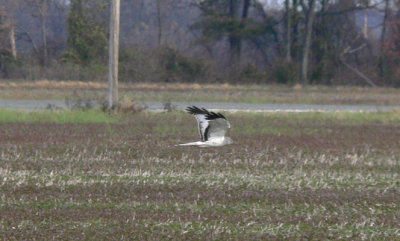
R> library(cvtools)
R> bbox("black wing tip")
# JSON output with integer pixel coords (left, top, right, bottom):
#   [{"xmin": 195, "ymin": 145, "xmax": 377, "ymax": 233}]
[
  {"xmin": 206, "ymin": 111, "xmax": 226, "ymax": 120},
  {"xmin": 186, "ymin": 106, "xmax": 208, "ymax": 115},
  {"xmin": 186, "ymin": 106, "xmax": 226, "ymax": 120},
  {"xmin": 186, "ymin": 106, "xmax": 203, "ymax": 115}
]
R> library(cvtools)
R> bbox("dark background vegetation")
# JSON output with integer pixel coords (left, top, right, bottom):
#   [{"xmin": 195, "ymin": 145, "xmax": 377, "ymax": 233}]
[{"xmin": 0, "ymin": 0, "xmax": 400, "ymax": 86}]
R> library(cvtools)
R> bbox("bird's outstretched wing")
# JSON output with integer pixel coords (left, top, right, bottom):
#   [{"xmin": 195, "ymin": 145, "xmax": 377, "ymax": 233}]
[{"xmin": 186, "ymin": 106, "xmax": 230, "ymax": 141}]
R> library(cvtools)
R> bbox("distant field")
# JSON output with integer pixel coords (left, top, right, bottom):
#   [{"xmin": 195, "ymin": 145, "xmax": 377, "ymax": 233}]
[
  {"xmin": 0, "ymin": 110, "xmax": 399, "ymax": 240},
  {"xmin": 1, "ymin": 80, "xmax": 400, "ymax": 105}
]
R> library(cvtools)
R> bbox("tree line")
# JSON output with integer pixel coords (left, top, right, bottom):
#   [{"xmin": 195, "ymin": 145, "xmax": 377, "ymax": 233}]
[{"xmin": 0, "ymin": 0, "xmax": 400, "ymax": 86}]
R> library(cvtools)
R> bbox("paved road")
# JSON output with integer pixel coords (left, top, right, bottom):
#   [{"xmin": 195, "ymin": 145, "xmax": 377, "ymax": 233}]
[{"xmin": 1, "ymin": 99, "xmax": 399, "ymax": 112}]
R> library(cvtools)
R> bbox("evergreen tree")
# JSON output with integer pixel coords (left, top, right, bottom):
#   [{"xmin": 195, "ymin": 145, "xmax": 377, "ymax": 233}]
[
  {"xmin": 190, "ymin": 0, "xmax": 267, "ymax": 65},
  {"xmin": 64, "ymin": 0, "xmax": 108, "ymax": 65},
  {"xmin": 0, "ymin": 7, "xmax": 13, "ymax": 77}
]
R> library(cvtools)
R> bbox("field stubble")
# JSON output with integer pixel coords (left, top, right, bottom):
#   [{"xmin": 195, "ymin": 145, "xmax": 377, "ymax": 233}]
[{"xmin": 0, "ymin": 112, "xmax": 399, "ymax": 240}]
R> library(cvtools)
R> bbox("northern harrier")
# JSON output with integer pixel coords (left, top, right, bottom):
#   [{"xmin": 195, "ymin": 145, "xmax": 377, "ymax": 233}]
[{"xmin": 178, "ymin": 106, "xmax": 233, "ymax": 147}]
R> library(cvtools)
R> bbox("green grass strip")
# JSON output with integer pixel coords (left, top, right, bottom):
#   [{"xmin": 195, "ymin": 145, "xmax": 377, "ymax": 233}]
[{"xmin": 0, "ymin": 108, "xmax": 399, "ymax": 125}]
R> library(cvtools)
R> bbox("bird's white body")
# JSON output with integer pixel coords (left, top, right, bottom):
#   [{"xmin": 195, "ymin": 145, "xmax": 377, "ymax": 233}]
[{"xmin": 177, "ymin": 106, "xmax": 233, "ymax": 147}]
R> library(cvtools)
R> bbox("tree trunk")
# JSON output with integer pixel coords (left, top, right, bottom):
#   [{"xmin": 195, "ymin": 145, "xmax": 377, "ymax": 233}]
[
  {"xmin": 39, "ymin": 0, "xmax": 48, "ymax": 66},
  {"xmin": 228, "ymin": 0, "xmax": 250, "ymax": 65},
  {"xmin": 108, "ymin": 0, "xmax": 120, "ymax": 110},
  {"xmin": 41, "ymin": 13, "xmax": 47, "ymax": 65},
  {"xmin": 5, "ymin": 0, "xmax": 18, "ymax": 59},
  {"xmin": 378, "ymin": 0, "xmax": 389, "ymax": 78},
  {"xmin": 156, "ymin": 0, "xmax": 162, "ymax": 46},
  {"xmin": 300, "ymin": 0, "xmax": 316, "ymax": 84},
  {"xmin": 285, "ymin": 0, "xmax": 292, "ymax": 62},
  {"xmin": 242, "ymin": 0, "xmax": 250, "ymax": 19},
  {"xmin": 9, "ymin": 20, "xmax": 17, "ymax": 58},
  {"xmin": 291, "ymin": 0, "xmax": 300, "ymax": 60},
  {"xmin": 363, "ymin": 9, "xmax": 368, "ymax": 39},
  {"xmin": 228, "ymin": 0, "xmax": 240, "ymax": 64}
]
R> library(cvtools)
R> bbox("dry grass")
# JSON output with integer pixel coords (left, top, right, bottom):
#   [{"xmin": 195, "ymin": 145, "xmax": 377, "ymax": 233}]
[
  {"xmin": 0, "ymin": 80, "xmax": 236, "ymax": 90},
  {"xmin": 1, "ymin": 80, "xmax": 400, "ymax": 105},
  {"xmin": 0, "ymin": 112, "xmax": 399, "ymax": 240}
]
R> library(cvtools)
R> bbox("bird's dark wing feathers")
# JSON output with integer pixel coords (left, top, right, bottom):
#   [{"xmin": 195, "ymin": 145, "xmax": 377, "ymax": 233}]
[
  {"xmin": 186, "ymin": 106, "xmax": 226, "ymax": 120},
  {"xmin": 186, "ymin": 106, "xmax": 228, "ymax": 142},
  {"xmin": 205, "ymin": 111, "xmax": 226, "ymax": 120}
]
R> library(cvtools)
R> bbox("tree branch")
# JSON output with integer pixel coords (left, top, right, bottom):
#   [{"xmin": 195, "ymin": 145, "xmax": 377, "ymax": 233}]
[
  {"xmin": 316, "ymin": 1, "xmax": 384, "ymax": 17},
  {"xmin": 340, "ymin": 44, "xmax": 376, "ymax": 87},
  {"xmin": 340, "ymin": 57, "xmax": 376, "ymax": 87}
]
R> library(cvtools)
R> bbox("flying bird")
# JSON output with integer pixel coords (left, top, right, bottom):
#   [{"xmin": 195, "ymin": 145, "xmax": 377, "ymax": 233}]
[{"xmin": 178, "ymin": 106, "xmax": 233, "ymax": 147}]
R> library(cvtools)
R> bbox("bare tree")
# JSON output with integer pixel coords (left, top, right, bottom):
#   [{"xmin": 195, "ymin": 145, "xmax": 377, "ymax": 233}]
[
  {"xmin": 378, "ymin": 0, "xmax": 390, "ymax": 77},
  {"xmin": 9, "ymin": 22, "xmax": 17, "ymax": 58},
  {"xmin": 25, "ymin": 0, "xmax": 49, "ymax": 65},
  {"xmin": 300, "ymin": 0, "xmax": 316, "ymax": 84},
  {"xmin": 359, "ymin": 0, "xmax": 371, "ymax": 38},
  {"xmin": 228, "ymin": 0, "xmax": 240, "ymax": 63},
  {"xmin": 37, "ymin": 0, "xmax": 48, "ymax": 65},
  {"xmin": 4, "ymin": 0, "xmax": 19, "ymax": 58},
  {"xmin": 285, "ymin": 0, "xmax": 292, "ymax": 62},
  {"xmin": 228, "ymin": 0, "xmax": 251, "ymax": 65},
  {"xmin": 156, "ymin": 0, "xmax": 163, "ymax": 46}
]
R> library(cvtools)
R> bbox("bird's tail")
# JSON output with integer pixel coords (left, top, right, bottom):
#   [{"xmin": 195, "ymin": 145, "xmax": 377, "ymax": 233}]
[{"xmin": 176, "ymin": 141, "xmax": 203, "ymax": 146}]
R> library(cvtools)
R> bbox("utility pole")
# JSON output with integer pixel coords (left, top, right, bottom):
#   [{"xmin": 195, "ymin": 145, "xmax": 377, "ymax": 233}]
[{"xmin": 108, "ymin": 0, "xmax": 120, "ymax": 110}]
